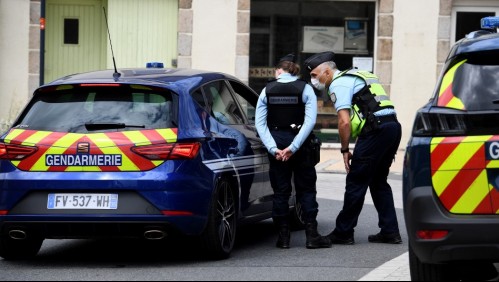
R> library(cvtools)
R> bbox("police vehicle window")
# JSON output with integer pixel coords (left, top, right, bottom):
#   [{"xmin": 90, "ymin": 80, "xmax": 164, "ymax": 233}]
[
  {"xmin": 202, "ymin": 81, "xmax": 245, "ymax": 125},
  {"xmin": 450, "ymin": 52, "xmax": 499, "ymax": 111},
  {"xmin": 191, "ymin": 88, "xmax": 208, "ymax": 110},
  {"xmin": 229, "ymin": 81, "xmax": 257, "ymax": 124},
  {"xmin": 16, "ymin": 86, "xmax": 177, "ymax": 133}
]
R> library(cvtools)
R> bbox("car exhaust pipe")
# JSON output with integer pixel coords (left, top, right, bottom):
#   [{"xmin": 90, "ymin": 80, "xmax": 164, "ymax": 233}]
[
  {"xmin": 144, "ymin": 229, "xmax": 167, "ymax": 240},
  {"xmin": 9, "ymin": 229, "xmax": 28, "ymax": 240}
]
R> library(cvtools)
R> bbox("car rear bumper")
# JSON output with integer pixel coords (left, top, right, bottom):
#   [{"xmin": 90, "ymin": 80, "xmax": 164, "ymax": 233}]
[
  {"xmin": 405, "ymin": 187, "xmax": 499, "ymax": 264},
  {"xmin": 0, "ymin": 165, "xmax": 216, "ymax": 237},
  {"xmin": 0, "ymin": 214, "xmax": 208, "ymax": 239}
]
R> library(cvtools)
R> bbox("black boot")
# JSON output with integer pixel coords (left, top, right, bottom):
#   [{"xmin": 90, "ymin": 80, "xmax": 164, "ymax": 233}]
[
  {"xmin": 276, "ymin": 224, "xmax": 291, "ymax": 249},
  {"xmin": 305, "ymin": 222, "xmax": 332, "ymax": 249},
  {"xmin": 273, "ymin": 216, "xmax": 291, "ymax": 249}
]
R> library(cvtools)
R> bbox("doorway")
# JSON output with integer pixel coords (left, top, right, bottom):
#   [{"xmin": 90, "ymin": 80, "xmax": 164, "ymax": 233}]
[{"xmin": 44, "ymin": 0, "xmax": 105, "ymax": 84}]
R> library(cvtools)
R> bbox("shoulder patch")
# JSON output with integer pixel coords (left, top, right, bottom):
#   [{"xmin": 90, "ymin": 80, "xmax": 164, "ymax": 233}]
[{"xmin": 330, "ymin": 92, "xmax": 337, "ymax": 104}]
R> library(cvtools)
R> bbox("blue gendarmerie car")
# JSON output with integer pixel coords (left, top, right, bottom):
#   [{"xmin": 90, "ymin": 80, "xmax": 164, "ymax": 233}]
[
  {"xmin": 0, "ymin": 66, "xmax": 304, "ymax": 260},
  {"xmin": 404, "ymin": 17, "xmax": 499, "ymax": 280}
]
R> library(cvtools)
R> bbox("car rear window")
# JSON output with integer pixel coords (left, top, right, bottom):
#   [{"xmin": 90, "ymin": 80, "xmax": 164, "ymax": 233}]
[
  {"xmin": 439, "ymin": 52, "xmax": 499, "ymax": 111},
  {"xmin": 15, "ymin": 85, "xmax": 177, "ymax": 133}
]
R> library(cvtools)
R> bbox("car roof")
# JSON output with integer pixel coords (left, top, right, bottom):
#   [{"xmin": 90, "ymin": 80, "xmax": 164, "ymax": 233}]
[
  {"xmin": 448, "ymin": 31, "xmax": 499, "ymax": 60},
  {"xmin": 43, "ymin": 68, "xmax": 239, "ymax": 89}
]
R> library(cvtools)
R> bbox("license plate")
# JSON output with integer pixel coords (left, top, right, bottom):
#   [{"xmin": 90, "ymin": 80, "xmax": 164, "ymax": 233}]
[{"xmin": 47, "ymin": 194, "xmax": 118, "ymax": 210}]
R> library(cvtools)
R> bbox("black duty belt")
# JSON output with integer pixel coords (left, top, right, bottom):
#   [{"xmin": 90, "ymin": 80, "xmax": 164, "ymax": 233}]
[
  {"xmin": 375, "ymin": 114, "xmax": 398, "ymax": 124},
  {"xmin": 270, "ymin": 125, "xmax": 300, "ymax": 131}
]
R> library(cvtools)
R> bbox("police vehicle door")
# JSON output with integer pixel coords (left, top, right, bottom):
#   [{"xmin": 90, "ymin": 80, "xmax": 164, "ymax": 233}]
[{"xmin": 205, "ymin": 80, "xmax": 270, "ymax": 215}]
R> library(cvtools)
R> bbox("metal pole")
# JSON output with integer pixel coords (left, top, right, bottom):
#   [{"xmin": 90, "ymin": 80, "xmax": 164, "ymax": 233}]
[{"xmin": 40, "ymin": 0, "xmax": 46, "ymax": 86}]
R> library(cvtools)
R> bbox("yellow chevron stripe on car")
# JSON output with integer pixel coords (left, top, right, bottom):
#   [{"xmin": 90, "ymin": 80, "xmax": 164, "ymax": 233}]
[
  {"xmin": 438, "ymin": 60, "xmax": 466, "ymax": 110},
  {"xmin": 32, "ymin": 133, "xmax": 82, "ymax": 171},
  {"xmin": 2, "ymin": 129, "xmax": 178, "ymax": 172},
  {"xmin": 450, "ymin": 170, "xmax": 489, "ymax": 214},
  {"xmin": 431, "ymin": 135, "xmax": 499, "ymax": 214}
]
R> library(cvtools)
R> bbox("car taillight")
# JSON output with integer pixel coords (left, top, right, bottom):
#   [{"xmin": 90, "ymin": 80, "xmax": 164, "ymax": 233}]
[
  {"xmin": 161, "ymin": 210, "xmax": 194, "ymax": 216},
  {"xmin": 412, "ymin": 112, "xmax": 467, "ymax": 137},
  {"xmin": 0, "ymin": 210, "xmax": 8, "ymax": 216},
  {"xmin": 131, "ymin": 143, "xmax": 201, "ymax": 160},
  {"xmin": 0, "ymin": 143, "xmax": 38, "ymax": 160},
  {"xmin": 416, "ymin": 230, "xmax": 449, "ymax": 240}
]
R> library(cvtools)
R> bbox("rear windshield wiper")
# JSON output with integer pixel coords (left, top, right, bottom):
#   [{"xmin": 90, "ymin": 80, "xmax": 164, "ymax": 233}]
[{"xmin": 85, "ymin": 123, "xmax": 146, "ymax": 131}]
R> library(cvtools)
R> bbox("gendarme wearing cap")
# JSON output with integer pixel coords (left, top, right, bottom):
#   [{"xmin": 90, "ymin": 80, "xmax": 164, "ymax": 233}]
[{"xmin": 304, "ymin": 51, "xmax": 335, "ymax": 71}]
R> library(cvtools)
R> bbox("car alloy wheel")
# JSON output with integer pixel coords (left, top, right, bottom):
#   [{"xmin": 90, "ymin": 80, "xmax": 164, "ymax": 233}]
[
  {"xmin": 201, "ymin": 177, "xmax": 237, "ymax": 260},
  {"xmin": 290, "ymin": 196, "xmax": 306, "ymax": 230}
]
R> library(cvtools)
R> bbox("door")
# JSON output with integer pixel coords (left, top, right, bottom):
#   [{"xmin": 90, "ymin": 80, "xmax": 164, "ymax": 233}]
[
  {"xmin": 45, "ymin": 0, "xmax": 105, "ymax": 84},
  {"xmin": 228, "ymin": 80, "xmax": 273, "ymax": 215}
]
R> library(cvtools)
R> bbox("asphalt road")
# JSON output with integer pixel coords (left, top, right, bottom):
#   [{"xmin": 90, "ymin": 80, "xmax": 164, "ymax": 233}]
[{"xmin": 0, "ymin": 173, "xmax": 407, "ymax": 281}]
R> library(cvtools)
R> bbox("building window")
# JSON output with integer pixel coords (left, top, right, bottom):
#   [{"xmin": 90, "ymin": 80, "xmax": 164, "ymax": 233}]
[
  {"xmin": 456, "ymin": 12, "xmax": 495, "ymax": 41},
  {"xmin": 451, "ymin": 5, "xmax": 499, "ymax": 44},
  {"xmin": 250, "ymin": 0, "xmax": 376, "ymax": 142},
  {"xmin": 64, "ymin": 18, "xmax": 79, "ymax": 45}
]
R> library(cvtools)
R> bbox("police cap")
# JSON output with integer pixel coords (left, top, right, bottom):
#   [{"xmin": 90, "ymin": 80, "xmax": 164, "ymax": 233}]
[
  {"xmin": 278, "ymin": 53, "xmax": 296, "ymax": 64},
  {"xmin": 304, "ymin": 51, "xmax": 335, "ymax": 72}
]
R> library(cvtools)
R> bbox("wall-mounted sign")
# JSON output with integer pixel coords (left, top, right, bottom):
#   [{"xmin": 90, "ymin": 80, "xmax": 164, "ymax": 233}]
[
  {"xmin": 249, "ymin": 67, "xmax": 275, "ymax": 78},
  {"xmin": 303, "ymin": 26, "xmax": 344, "ymax": 53},
  {"xmin": 352, "ymin": 57, "xmax": 373, "ymax": 72}
]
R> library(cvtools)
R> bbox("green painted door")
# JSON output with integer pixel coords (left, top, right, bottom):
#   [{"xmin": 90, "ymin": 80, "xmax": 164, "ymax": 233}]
[
  {"xmin": 107, "ymin": 0, "xmax": 178, "ymax": 68},
  {"xmin": 45, "ymin": 0, "xmax": 105, "ymax": 83}
]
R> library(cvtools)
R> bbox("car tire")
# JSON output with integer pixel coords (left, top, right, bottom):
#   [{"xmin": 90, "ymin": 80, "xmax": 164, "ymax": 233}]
[
  {"xmin": 0, "ymin": 233, "xmax": 44, "ymax": 260},
  {"xmin": 289, "ymin": 196, "xmax": 305, "ymax": 231},
  {"xmin": 409, "ymin": 242, "xmax": 452, "ymax": 281},
  {"xmin": 201, "ymin": 177, "xmax": 237, "ymax": 260},
  {"xmin": 409, "ymin": 242, "xmax": 498, "ymax": 280}
]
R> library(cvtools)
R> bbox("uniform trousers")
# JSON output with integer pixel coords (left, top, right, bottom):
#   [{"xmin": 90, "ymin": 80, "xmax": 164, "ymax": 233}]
[
  {"xmin": 268, "ymin": 129, "xmax": 318, "ymax": 225},
  {"xmin": 333, "ymin": 119, "xmax": 402, "ymax": 238}
]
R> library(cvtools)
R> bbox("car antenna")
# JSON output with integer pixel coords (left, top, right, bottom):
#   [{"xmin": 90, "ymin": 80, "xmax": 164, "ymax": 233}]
[{"xmin": 102, "ymin": 7, "xmax": 121, "ymax": 81}]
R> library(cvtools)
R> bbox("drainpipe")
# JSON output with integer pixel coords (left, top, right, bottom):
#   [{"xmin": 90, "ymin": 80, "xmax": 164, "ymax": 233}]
[{"xmin": 40, "ymin": 0, "xmax": 46, "ymax": 86}]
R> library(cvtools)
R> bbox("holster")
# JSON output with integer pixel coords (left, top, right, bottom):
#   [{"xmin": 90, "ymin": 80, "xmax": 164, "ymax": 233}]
[
  {"xmin": 302, "ymin": 134, "xmax": 322, "ymax": 167},
  {"xmin": 360, "ymin": 114, "xmax": 379, "ymax": 136}
]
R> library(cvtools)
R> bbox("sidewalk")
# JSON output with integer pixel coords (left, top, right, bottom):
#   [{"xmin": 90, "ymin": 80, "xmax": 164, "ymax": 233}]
[{"xmin": 317, "ymin": 144, "xmax": 404, "ymax": 175}]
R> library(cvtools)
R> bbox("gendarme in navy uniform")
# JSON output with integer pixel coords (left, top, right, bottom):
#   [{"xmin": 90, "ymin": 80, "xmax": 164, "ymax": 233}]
[
  {"xmin": 304, "ymin": 51, "xmax": 403, "ymax": 245},
  {"xmin": 255, "ymin": 54, "xmax": 331, "ymax": 249}
]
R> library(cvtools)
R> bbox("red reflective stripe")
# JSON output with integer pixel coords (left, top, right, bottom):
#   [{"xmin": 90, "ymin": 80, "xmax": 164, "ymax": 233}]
[
  {"xmin": 438, "ymin": 84, "xmax": 454, "ymax": 107},
  {"xmin": 17, "ymin": 132, "xmax": 67, "ymax": 171},
  {"xmin": 105, "ymin": 132, "xmax": 156, "ymax": 171},
  {"xmin": 491, "ymin": 188, "xmax": 499, "ymax": 214},
  {"xmin": 8, "ymin": 130, "xmax": 38, "ymax": 145},
  {"xmin": 140, "ymin": 129, "xmax": 171, "ymax": 144},
  {"xmin": 431, "ymin": 137, "xmax": 464, "ymax": 174},
  {"xmin": 439, "ymin": 148, "xmax": 485, "ymax": 210},
  {"xmin": 474, "ymin": 190, "xmax": 494, "ymax": 214}
]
